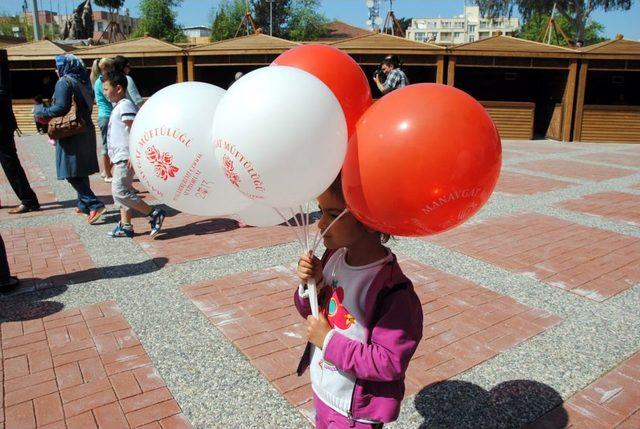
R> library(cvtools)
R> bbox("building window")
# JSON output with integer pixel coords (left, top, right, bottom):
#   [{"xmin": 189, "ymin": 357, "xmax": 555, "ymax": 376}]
[
  {"xmin": 427, "ymin": 21, "xmax": 437, "ymax": 29},
  {"xmin": 479, "ymin": 21, "xmax": 488, "ymax": 29},
  {"xmin": 415, "ymin": 32, "xmax": 426, "ymax": 42},
  {"xmin": 468, "ymin": 25, "xmax": 476, "ymax": 33},
  {"xmin": 454, "ymin": 21, "xmax": 465, "ymax": 28},
  {"xmin": 416, "ymin": 22, "xmax": 426, "ymax": 29},
  {"xmin": 427, "ymin": 32, "xmax": 438, "ymax": 42},
  {"xmin": 479, "ymin": 31, "xmax": 490, "ymax": 39},
  {"xmin": 440, "ymin": 32, "xmax": 452, "ymax": 41},
  {"xmin": 441, "ymin": 21, "xmax": 451, "ymax": 28},
  {"xmin": 454, "ymin": 32, "xmax": 463, "ymax": 39},
  {"xmin": 97, "ymin": 21, "xmax": 104, "ymax": 31},
  {"xmin": 468, "ymin": 35, "xmax": 475, "ymax": 42}
]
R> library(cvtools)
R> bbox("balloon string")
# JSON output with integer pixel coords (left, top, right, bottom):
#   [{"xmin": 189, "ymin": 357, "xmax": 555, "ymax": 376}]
[
  {"xmin": 299, "ymin": 204, "xmax": 308, "ymax": 252},
  {"xmin": 289, "ymin": 207, "xmax": 307, "ymax": 252},
  {"xmin": 312, "ymin": 208, "xmax": 349, "ymax": 254},
  {"xmin": 274, "ymin": 208, "xmax": 304, "ymax": 249},
  {"xmin": 305, "ymin": 202, "xmax": 310, "ymax": 252}
]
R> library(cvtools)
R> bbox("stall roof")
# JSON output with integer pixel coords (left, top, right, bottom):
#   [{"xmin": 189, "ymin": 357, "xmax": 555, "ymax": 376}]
[
  {"xmin": 329, "ymin": 32, "xmax": 443, "ymax": 55},
  {"xmin": 315, "ymin": 20, "xmax": 372, "ymax": 43},
  {"xmin": 188, "ymin": 34, "xmax": 300, "ymax": 56},
  {"xmin": 449, "ymin": 35, "xmax": 578, "ymax": 58},
  {"xmin": 6, "ymin": 39, "xmax": 76, "ymax": 61},
  {"xmin": 579, "ymin": 36, "xmax": 640, "ymax": 59},
  {"xmin": 74, "ymin": 36, "xmax": 183, "ymax": 59}
]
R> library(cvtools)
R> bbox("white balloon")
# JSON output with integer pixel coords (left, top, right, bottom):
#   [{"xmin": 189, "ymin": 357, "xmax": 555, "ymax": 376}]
[
  {"xmin": 129, "ymin": 82, "xmax": 251, "ymax": 216},
  {"xmin": 236, "ymin": 202, "xmax": 299, "ymax": 227},
  {"xmin": 212, "ymin": 66, "xmax": 347, "ymax": 207}
]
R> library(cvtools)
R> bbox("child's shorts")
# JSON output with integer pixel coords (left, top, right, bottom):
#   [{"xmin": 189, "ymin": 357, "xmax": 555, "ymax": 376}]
[
  {"xmin": 313, "ymin": 394, "xmax": 383, "ymax": 429},
  {"xmin": 112, "ymin": 161, "xmax": 141, "ymax": 209}
]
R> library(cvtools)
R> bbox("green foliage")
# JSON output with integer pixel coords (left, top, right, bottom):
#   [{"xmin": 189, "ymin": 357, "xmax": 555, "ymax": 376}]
[
  {"xmin": 132, "ymin": 0, "xmax": 186, "ymax": 43},
  {"xmin": 209, "ymin": 0, "xmax": 328, "ymax": 41},
  {"xmin": 397, "ymin": 17, "xmax": 413, "ymax": 32},
  {"xmin": 515, "ymin": 12, "xmax": 606, "ymax": 46},
  {"xmin": 251, "ymin": 0, "xmax": 291, "ymax": 37},
  {"xmin": 475, "ymin": 0, "xmax": 634, "ymax": 41},
  {"xmin": 209, "ymin": 0, "xmax": 246, "ymax": 41},
  {"xmin": 287, "ymin": 0, "xmax": 328, "ymax": 41},
  {"xmin": 0, "ymin": 14, "xmax": 34, "ymax": 41},
  {"xmin": 94, "ymin": 0, "xmax": 126, "ymax": 11}
]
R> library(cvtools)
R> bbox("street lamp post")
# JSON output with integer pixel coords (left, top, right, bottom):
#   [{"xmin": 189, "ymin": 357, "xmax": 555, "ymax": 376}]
[
  {"xmin": 31, "ymin": 0, "xmax": 41, "ymax": 41},
  {"xmin": 267, "ymin": 0, "xmax": 274, "ymax": 36}
]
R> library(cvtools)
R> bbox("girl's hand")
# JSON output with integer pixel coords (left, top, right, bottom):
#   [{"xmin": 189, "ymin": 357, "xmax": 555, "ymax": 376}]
[
  {"xmin": 307, "ymin": 313, "xmax": 331, "ymax": 349},
  {"xmin": 297, "ymin": 252, "xmax": 323, "ymax": 285}
]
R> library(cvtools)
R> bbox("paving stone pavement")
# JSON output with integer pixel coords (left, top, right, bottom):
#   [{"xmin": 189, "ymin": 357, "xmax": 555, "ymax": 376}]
[{"xmin": 1, "ymin": 135, "xmax": 639, "ymax": 428}]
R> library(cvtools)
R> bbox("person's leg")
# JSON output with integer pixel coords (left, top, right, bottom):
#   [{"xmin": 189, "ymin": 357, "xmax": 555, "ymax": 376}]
[
  {"xmin": 0, "ymin": 131, "xmax": 40, "ymax": 210},
  {"xmin": 98, "ymin": 117, "xmax": 112, "ymax": 179},
  {"xmin": 67, "ymin": 177, "xmax": 105, "ymax": 223},
  {"xmin": 0, "ymin": 233, "xmax": 19, "ymax": 290}
]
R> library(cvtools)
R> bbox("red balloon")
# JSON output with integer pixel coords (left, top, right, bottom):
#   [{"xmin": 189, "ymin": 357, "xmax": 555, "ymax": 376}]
[
  {"xmin": 272, "ymin": 44, "xmax": 372, "ymax": 137},
  {"xmin": 342, "ymin": 83, "xmax": 502, "ymax": 237}
]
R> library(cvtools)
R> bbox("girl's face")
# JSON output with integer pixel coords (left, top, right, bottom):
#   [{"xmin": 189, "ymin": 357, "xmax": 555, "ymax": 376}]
[{"xmin": 317, "ymin": 191, "xmax": 369, "ymax": 250}]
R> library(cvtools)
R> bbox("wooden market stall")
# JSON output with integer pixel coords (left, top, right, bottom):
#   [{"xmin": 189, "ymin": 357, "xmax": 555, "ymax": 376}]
[
  {"xmin": 6, "ymin": 39, "xmax": 77, "ymax": 133},
  {"xmin": 447, "ymin": 35, "xmax": 579, "ymax": 140},
  {"xmin": 574, "ymin": 36, "xmax": 640, "ymax": 143},
  {"xmin": 75, "ymin": 36, "xmax": 185, "ymax": 98},
  {"xmin": 328, "ymin": 33, "xmax": 446, "ymax": 96},
  {"xmin": 186, "ymin": 34, "xmax": 300, "ymax": 87}
]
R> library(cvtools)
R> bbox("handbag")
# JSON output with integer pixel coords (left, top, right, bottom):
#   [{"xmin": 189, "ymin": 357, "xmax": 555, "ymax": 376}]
[{"xmin": 47, "ymin": 77, "xmax": 91, "ymax": 140}]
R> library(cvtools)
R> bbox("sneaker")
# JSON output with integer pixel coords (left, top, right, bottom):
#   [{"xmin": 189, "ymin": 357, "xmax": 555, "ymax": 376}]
[
  {"xmin": 108, "ymin": 222, "xmax": 134, "ymax": 238},
  {"xmin": 87, "ymin": 206, "xmax": 106, "ymax": 224},
  {"xmin": 148, "ymin": 208, "xmax": 166, "ymax": 238}
]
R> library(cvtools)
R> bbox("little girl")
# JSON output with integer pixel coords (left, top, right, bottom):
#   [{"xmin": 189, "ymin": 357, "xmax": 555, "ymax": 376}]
[{"xmin": 294, "ymin": 176, "xmax": 423, "ymax": 428}]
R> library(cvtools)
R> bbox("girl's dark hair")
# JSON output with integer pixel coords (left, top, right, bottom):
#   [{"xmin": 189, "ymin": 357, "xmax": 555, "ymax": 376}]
[
  {"xmin": 104, "ymin": 71, "xmax": 128, "ymax": 91},
  {"xmin": 113, "ymin": 55, "xmax": 130, "ymax": 72},
  {"xmin": 34, "ymin": 94, "xmax": 43, "ymax": 103},
  {"xmin": 382, "ymin": 54, "xmax": 401, "ymax": 69},
  {"xmin": 326, "ymin": 174, "xmax": 391, "ymax": 244}
]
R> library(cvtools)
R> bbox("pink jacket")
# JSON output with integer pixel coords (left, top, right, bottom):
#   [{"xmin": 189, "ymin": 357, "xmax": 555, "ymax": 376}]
[{"xmin": 294, "ymin": 249, "xmax": 423, "ymax": 423}]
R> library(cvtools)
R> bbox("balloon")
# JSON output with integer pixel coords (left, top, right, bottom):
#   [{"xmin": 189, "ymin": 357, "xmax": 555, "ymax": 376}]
[
  {"xmin": 213, "ymin": 66, "xmax": 347, "ymax": 207},
  {"xmin": 272, "ymin": 44, "xmax": 372, "ymax": 137},
  {"xmin": 342, "ymin": 83, "xmax": 502, "ymax": 237},
  {"xmin": 129, "ymin": 82, "xmax": 251, "ymax": 216},
  {"xmin": 236, "ymin": 202, "xmax": 299, "ymax": 227}
]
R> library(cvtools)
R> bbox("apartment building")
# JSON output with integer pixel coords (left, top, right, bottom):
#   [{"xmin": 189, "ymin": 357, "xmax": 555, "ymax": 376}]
[{"xmin": 406, "ymin": 6, "xmax": 519, "ymax": 46}]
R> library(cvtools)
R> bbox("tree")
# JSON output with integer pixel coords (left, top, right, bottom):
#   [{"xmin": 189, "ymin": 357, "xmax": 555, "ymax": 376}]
[
  {"xmin": 0, "ymin": 13, "xmax": 33, "ymax": 41},
  {"xmin": 251, "ymin": 0, "xmax": 291, "ymax": 37},
  {"xmin": 397, "ymin": 17, "xmax": 413, "ymax": 33},
  {"xmin": 475, "ymin": 0, "xmax": 633, "ymax": 43},
  {"xmin": 287, "ymin": 0, "xmax": 328, "ymax": 41},
  {"xmin": 94, "ymin": 0, "xmax": 125, "ymax": 41},
  {"xmin": 209, "ymin": 0, "xmax": 249, "ymax": 41},
  {"xmin": 515, "ymin": 12, "xmax": 606, "ymax": 46},
  {"xmin": 132, "ymin": 0, "xmax": 186, "ymax": 42}
]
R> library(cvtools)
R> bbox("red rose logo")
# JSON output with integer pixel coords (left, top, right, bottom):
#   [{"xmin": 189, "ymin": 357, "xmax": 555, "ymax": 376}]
[
  {"xmin": 146, "ymin": 144, "xmax": 180, "ymax": 181},
  {"xmin": 223, "ymin": 154, "xmax": 240, "ymax": 187}
]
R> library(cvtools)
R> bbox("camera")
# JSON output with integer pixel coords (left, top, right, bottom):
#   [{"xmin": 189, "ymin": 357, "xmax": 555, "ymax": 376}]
[{"xmin": 373, "ymin": 66, "xmax": 385, "ymax": 81}]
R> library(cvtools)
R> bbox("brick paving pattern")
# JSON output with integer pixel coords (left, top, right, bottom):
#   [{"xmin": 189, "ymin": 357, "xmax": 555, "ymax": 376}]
[
  {"xmin": 1, "ymin": 224, "xmax": 99, "ymax": 295},
  {"xmin": 577, "ymin": 152, "xmax": 640, "ymax": 169},
  {"xmin": 513, "ymin": 159, "xmax": 634, "ymax": 182},
  {"xmin": 495, "ymin": 171, "xmax": 574, "ymax": 195},
  {"xmin": 430, "ymin": 213, "xmax": 640, "ymax": 301},
  {"xmin": 530, "ymin": 351, "xmax": 640, "ymax": 428},
  {"xmin": 182, "ymin": 259, "xmax": 561, "ymax": 415},
  {"xmin": 0, "ymin": 301, "xmax": 191, "ymax": 429},
  {"xmin": 559, "ymin": 192, "xmax": 640, "ymax": 225}
]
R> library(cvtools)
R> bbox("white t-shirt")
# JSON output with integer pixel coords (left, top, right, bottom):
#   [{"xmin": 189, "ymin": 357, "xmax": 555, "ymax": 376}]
[
  {"xmin": 107, "ymin": 98, "xmax": 137, "ymax": 164},
  {"xmin": 309, "ymin": 248, "xmax": 392, "ymax": 421}
]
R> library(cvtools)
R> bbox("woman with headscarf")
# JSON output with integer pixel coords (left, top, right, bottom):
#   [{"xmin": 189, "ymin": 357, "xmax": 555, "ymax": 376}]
[{"xmin": 34, "ymin": 54, "xmax": 106, "ymax": 224}]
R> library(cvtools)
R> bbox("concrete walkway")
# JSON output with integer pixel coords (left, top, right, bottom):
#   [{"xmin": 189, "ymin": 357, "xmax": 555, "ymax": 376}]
[{"xmin": 1, "ymin": 135, "xmax": 639, "ymax": 428}]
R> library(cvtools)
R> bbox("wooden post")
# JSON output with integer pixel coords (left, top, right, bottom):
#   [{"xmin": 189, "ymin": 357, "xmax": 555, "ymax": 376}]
[
  {"xmin": 176, "ymin": 56, "xmax": 185, "ymax": 83},
  {"xmin": 573, "ymin": 60, "xmax": 588, "ymax": 142},
  {"xmin": 447, "ymin": 56, "xmax": 456, "ymax": 86},
  {"xmin": 561, "ymin": 59, "xmax": 578, "ymax": 142},
  {"xmin": 187, "ymin": 56, "xmax": 195, "ymax": 82},
  {"xmin": 436, "ymin": 55, "xmax": 445, "ymax": 84}
]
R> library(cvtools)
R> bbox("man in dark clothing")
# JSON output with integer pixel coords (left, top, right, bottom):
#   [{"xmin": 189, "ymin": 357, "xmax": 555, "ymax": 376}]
[
  {"xmin": 0, "ymin": 234, "xmax": 19, "ymax": 292},
  {"xmin": 0, "ymin": 49, "xmax": 40, "ymax": 214}
]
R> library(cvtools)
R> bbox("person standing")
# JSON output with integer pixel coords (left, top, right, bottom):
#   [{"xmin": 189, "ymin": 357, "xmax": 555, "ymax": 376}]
[
  {"xmin": 34, "ymin": 54, "xmax": 106, "ymax": 224},
  {"xmin": 373, "ymin": 54, "xmax": 409, "ymax": 96},
  {"xmin": 92, "ymin": 57, "xmax": 114, "ymax": 182},
  {"xmin": 113, "ymin": 55, "xmax": 144, "ymax": 108},
  {"xmin": 0, "ymin": 50, "xmax": 41, "ymax": 214},
  {"xmin": 0, "ymin": 233, "xmax": 20, "ymax": 292}
]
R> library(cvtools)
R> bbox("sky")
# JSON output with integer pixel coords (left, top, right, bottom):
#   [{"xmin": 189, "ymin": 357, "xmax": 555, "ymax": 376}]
[{"xmin": 2, "ymin": 0, "xmax": 639, "ymax": 40}]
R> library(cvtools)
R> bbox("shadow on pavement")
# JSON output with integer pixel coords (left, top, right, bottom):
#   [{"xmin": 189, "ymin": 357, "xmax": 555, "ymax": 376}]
[{"xmin": 414, "ymin": 379, "xmax": 568, "ymax": 429}]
